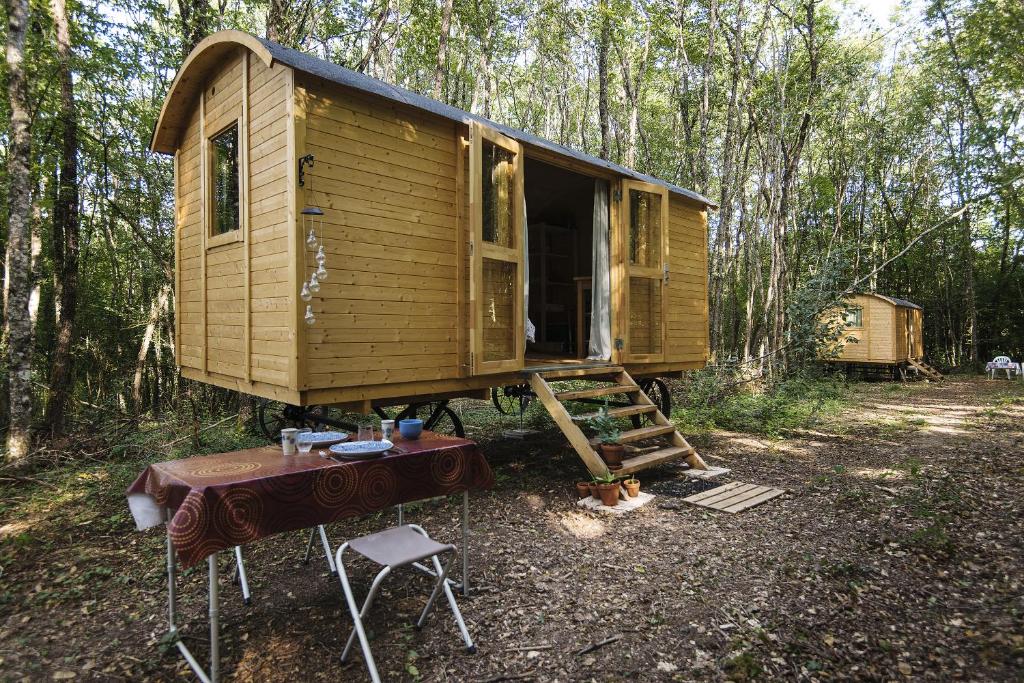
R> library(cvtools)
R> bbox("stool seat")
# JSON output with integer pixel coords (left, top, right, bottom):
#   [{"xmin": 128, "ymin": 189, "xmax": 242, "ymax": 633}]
[{"xmin": 349, "ymin": 525, "xmax": 451, "ymax": 568}]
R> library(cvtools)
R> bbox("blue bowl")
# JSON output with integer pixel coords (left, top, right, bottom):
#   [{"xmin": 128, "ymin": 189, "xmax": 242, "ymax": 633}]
[{"xmin": 399, "ymin": 419, "xmax": 423, "ymax": 439}]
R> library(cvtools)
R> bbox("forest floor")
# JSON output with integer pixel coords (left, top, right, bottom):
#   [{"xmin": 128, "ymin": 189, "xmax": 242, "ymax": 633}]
[{"xmin": 1, "ymin": 376, "xmax": 1023, "ymax": 682}]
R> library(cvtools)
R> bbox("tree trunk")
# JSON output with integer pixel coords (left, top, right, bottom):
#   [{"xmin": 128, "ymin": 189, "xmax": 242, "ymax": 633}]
[
  {"xmin": 179, "ymin": 0, "xmax": 213, "ymax": 56},
  {"xmin": 433, "ymin": 0, "xmax": 454, "ymax": 101},
  {"xmin": 133, "ymin": 285, "xmax": 171, "ymax": 410},
  {"xmin": 4, "ymin": 0, "xmax": 34, "ymax": 463},
  {"xmin": 597, "ymin": 0, "xmax": 611, "ymax": 160},
  {"xmin": 43, "ymin": 0, "xmax": 80, "ymax": 437}
]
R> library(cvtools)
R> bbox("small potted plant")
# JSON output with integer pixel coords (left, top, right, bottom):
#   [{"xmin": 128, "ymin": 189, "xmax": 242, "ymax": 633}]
[
  {"xmin": 587, "ymin": 404, "xmax": 625, "ymax": 471},
  {"xmin": 593, "ymin": 472, "xmax": 621, "ymax": 507},
  {"xmin": 623, "ymin": 477, "xmax": 640, "ymax": 497}
]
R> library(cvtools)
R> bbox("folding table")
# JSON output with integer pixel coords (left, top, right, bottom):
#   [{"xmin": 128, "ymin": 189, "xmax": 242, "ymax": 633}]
[{"xmin": 127, "ymin": 433, "xmax": 493, "ymax": 683}]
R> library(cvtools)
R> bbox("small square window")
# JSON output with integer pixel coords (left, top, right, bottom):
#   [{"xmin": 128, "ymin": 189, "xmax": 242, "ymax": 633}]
[
  {"xmin": 210, "ymin": 123, "xmax": 239, "ymax": 236},
  {"xmin": 844, "ymin": 307, "xmax": 863, "ymax": 327},
  {"xmin": 628, "ymin": 189, "xmax": 662, "ymax": 267}
]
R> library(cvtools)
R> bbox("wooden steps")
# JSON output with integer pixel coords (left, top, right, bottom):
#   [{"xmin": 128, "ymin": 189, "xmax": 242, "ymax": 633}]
[
  {"xmin": 618, "ymin": 446, "xmax": 694, "ymax": 474},
  {"xmin": 908, "ymin": 358, "xmax": 943, "ymax": 381},
  {"xmin": 528, "ymin": 367, "xmax": 706, "ymax": 479},
  {"xmin": 555, "ymin": 385, "xmax": 639, "ymax": 402},
  {"xmin": 617, "ymin": 424, "xmax": 676, "ymax": 443},
  {"xmin": 571, "ymin": 404, "xmax": 657, "ymax": 421}
]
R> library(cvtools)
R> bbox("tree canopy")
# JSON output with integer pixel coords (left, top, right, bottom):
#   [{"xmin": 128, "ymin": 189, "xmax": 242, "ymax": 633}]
[{"xmin": 1, "ymin": 0, "xmax": 1021, "ymax": 455}]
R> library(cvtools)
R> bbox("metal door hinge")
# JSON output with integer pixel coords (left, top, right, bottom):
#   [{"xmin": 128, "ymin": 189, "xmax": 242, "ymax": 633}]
[
  {"xmin": 614, "ymin": 338, "xmax": 624, "ymax": 350},
  {"xmin": 664, "ymin": 263, "xmax": 670, "ymax": 284},
  {"xmin": 469, "ymin": 240, "xmax": 474, "ymax": 256},
  {"xmin": 470, "ymin": 352, "xmax": 476, "ymax": 368},
  {"xmin": 613, "ymin": 189, "xmax": 623, "ymax": 202}
]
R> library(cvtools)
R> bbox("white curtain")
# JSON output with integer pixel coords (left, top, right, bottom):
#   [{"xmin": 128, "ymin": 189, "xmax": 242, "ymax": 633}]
[
  {"xmin": 523, "ymin": 193, "xmax": 536, "ymax": 343},
  {"xmin": 588, "ymin": 180, "xmax": 612, "ymax": 360}
]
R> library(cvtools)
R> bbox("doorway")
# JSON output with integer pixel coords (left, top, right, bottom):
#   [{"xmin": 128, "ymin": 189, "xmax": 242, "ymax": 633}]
[{"xmin": 523, "ymin": 158, "xmax": 600, "ymax": 363}]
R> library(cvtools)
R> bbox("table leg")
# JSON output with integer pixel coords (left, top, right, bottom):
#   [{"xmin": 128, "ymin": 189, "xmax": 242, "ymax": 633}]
[
  {"xmin": 462, "ymin": 490, "xmax": 469, "ymax": 597},
  {"xmin": 209, "ymin": 554, "xmax": 219, "ymax": 683},
  {"xmin": 167, "ymin": 513, "xmax": 177, "ymax": 627},
  {"xmin": 166, "ymin": 518, "xmax": 215, "ymax": 683}
]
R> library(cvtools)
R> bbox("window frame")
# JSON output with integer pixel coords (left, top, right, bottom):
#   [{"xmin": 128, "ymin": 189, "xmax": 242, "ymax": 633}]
[
  {"xmin": 844, "ymin": 306, "xmax": 864, "ymax": 329},
  {"xmin": 206, "ymin": 117, "xmax": 244, "ymax": 249}
]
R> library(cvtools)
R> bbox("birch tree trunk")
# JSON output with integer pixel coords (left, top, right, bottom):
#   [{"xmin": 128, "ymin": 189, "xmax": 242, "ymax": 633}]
[
  {"xmin": 4, "ymin": 0, "xmax": 33, "ymax": 462},
  {"xmin": 43, "ymin": 0, "xmax": 80, "ymax": 436},
  {"xmin": 133, "ymin": 285, "xmax": 171, "ymax": 409}
]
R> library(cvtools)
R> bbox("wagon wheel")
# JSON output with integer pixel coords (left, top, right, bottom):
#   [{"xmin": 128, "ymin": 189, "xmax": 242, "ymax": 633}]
[
  {"xmin": 304, "ymin": 405, "xmax": 360, "ymax": 434},
  {"xmin": 257, "ymin": 401, "xmax": 315, "ymax": 442},
  {"xmin": 491, "ymin": 384, "xmax": 532, "ymax": 416},
  {"xmin": 375, "ymin": 401, "xmax": 465, "ymax": 438},
  {"xmin": 631, "ymin": 378, "xmax": 672, "ymax": 427}
]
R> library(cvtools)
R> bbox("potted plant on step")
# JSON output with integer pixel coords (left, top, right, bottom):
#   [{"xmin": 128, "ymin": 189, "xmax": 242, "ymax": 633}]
[
  {"xmin": 623, "ymin": 477, "xmax": 640, "ymax": 497},
  {"xmin": 593, "ymin": 472, "xmax": 621, "ymax": 507},
  {"xmin": 587, "ymin": 404, "xmax": 625, "ymax": 471}
]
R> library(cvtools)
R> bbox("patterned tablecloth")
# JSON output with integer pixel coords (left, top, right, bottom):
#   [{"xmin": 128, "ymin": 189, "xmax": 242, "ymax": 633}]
[
  {"xmin": 127, "ymin": 433, "xmax": 494, "ymax": 568},
  {"xmin": 986, "ymin": 361, "xmax": 1021, "ymax": 375}
]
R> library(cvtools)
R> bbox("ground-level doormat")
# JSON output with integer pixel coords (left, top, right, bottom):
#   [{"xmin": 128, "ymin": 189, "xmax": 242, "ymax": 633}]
[{"xmin": 682, "ymin": 481, "xmax": 785, "ymax": 514}]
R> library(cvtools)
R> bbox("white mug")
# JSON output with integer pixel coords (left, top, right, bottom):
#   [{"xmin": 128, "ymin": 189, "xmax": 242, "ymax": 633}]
[
  {"xmin": 380, "ymin": 419, "xmax": 395, "ymax": 441},
  {"xmin": 280, "ymin": 428, "xmax": 299, "ymax": 455}
]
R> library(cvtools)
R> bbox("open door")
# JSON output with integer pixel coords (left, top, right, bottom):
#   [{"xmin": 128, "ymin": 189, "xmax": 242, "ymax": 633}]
[
  {"xmin": 469, "ymin": 121, "xmax": 525, "ymax": 374},
  {"xmin": 618, "ymin": 179, "xmax": 668, "ymax": 363}
]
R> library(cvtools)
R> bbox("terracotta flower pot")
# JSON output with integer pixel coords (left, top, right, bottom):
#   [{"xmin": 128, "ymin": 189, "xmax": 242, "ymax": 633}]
[
  {"xmin": 624, "ymin": 478, "xmax": 640, "ymax": 497},
  {"xmin": 600, "ymin": 443, "xmax": 625, "ymax": 469},
  {"xmin": 575, "ymin": 482, "xmax": 591, "ymax": 499},
  {"xmin": 597, "ymin": 482, "xmax": 620, "ymax": 507},
  {"xmin": 589, "ymin": 482, "xmax": 601, "ymax": 499}
]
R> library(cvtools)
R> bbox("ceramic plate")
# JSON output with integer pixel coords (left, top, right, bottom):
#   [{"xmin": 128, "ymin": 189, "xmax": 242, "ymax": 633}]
[
  {"xmin": 298, "ymin": 431, "xmax": 348, "ymax": 447},
  {"xmin": 329, "ymin": 440, "xmax": 393, "ymax": 458}
]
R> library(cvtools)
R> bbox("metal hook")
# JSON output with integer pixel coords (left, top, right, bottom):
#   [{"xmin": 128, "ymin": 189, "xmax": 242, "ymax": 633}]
[{"xmin": 298, "ymin": 154, "xmax": 315, "ymax": 187}]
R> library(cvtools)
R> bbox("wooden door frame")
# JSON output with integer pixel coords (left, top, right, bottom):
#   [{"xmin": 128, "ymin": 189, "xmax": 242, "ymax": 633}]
[
  {"xmin": 468, "ymin": 121, "xmax": 525, "ymax": 375},
  {"xmin": 615, "ymin": 178, "xmax": 668, "ymax": 364}
]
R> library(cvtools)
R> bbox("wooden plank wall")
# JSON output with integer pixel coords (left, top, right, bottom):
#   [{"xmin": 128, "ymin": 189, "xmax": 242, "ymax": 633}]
[
  {"xmin": 835, "ymin": 295, "xmax": 869, "ymax": 361},
  {"xmin": 301, "ymin": 83, "xmax": 461, "ymax": 390},
  {"xmin": 910, "ymin": 309, "xmax": 924, "ymax": 359},
  {"xmin": 203, "ymin": 52, "xmax": 246, "ymax": 379},
  {"xmin": 866, "ymin": 296, "xmax": 894, "ymax": 362},
  {"xmin": 893, "ymin": 306, "xmax": 909, "ymax": 361},
  {"xmin": 177, "ymin": 104, "xmax": 203, "ymax": 368},
  {"xmin": 665, "ymin": 196, "xmax": 708, "ymax": 363},
  {"xmin": 174, "ymin": 48, "xmax": 292, "ymax": 390},
  {"xmin": 248, "ymin": 55, "xmax": 292, "ymax": 386}
]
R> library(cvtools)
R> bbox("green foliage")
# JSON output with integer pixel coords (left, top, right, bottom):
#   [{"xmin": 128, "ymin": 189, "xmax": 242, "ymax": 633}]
[
  {"xmin": 585, "ymin": 400, "xmax": 622, "ymax": 444},
  {"xmin": 674, "ymin": 370, "xmax": 848, "ymax": 439}
]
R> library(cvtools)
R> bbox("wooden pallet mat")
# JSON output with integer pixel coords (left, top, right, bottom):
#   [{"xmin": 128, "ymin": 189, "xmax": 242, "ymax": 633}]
[{"xmin": 682, "ymin": 482, "xmax": 785, "ymax": 514}]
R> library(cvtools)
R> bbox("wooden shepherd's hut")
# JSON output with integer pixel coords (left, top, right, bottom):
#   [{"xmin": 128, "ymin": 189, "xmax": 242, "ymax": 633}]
[
  {"xmin": 822, "ymin": 293, "xmax": 942, "ymax": 380},
  {"xmin": 151, "ymin": 30, "xmax": 717, "ymax": 476}
]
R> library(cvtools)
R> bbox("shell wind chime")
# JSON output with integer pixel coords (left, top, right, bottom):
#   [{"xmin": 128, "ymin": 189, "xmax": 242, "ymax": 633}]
[{"xmin": 298, "ymin": 155, "xmax": 327, "ymax": 326}]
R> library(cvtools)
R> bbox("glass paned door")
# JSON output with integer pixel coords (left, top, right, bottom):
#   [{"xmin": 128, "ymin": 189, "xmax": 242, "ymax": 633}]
[
  {"xmin": 620, "ymin": 180, "xmax": 667, "ymax": 362},
  {"xmin": 470, "ymin": 122, "xmax": 524, "ymax": 374}
]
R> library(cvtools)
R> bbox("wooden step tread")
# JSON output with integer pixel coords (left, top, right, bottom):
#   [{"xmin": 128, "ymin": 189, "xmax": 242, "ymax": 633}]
[
  {"xmin": 618, "ymin": 446, "xmax": 694, "ymax": 474},
  {"xmin": 571, "ymin": 404, "xmax": 657, "ymax": 421},
  {"xmin": 617, "ymin": 424, "xmax": 676, "ymax": 443},
  {"xmin": 526, "ymin": 365, "xmax": 623, "ymax": 380},
  {"xmin": 555, "ymin": 385, "xmax": 639, "ymax": 402}
]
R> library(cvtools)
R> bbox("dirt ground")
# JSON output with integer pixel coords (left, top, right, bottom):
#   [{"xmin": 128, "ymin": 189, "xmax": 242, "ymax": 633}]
[{"xmin": 1, "ymin": 376, "xmax": 1023, "ymax": 681}]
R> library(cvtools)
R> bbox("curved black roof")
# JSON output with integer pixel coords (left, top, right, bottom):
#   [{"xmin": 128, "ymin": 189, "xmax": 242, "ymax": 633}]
[{"xmin": 255, "ymin": 36, "xmax": 717, "ymax": 208}]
